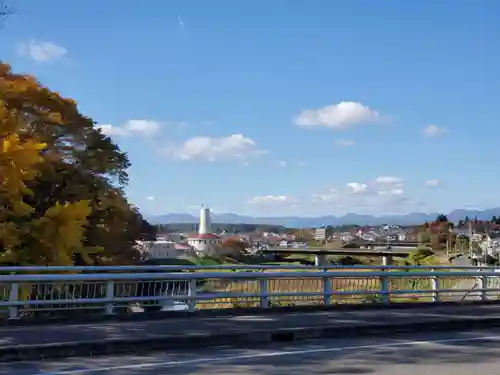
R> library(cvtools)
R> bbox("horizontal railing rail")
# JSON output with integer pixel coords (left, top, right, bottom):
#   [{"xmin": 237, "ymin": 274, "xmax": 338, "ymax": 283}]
[
  {"xmin": 0, "ymin": 264, "xmax": 494, "ymax": 273},
  {"xmin": 0, "ymin": 270, "xmax": 499, "ymax": 281},
  {"xmin": 0, "ymin": 267, "xmax": 499, "ymax": 320}
]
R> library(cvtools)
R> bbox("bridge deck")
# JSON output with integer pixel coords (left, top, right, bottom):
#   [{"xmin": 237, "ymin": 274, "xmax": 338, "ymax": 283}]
[
  {"xmin": 264, "ymin": 248, "xmax": 413, "ymax": 256},
  {"xmin": 2, "ymin": 305, "xmax": 500, "ymax": 350}
]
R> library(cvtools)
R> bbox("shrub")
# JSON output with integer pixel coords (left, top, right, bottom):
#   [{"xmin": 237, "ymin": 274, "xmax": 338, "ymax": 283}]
[
  {"xmin": 194, "ymin": 255, "xmax": 224, "ymax": 266},
  {"xmin": 333, "ymin": 256, "xmax": 365, "ymax": 266},
  {"xmin": 409, "ymin": 248, "xmax": 435, "ymax": 265}
]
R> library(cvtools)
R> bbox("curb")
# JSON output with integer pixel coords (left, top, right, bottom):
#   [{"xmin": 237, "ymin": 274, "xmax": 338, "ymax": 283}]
[
  {"xmin": 3, "ymin": 300, "xmax": 500, "ymax": 327},
  {"xmin": 2, "ymin": 317, "xmax": 500, "ymax": 362}
]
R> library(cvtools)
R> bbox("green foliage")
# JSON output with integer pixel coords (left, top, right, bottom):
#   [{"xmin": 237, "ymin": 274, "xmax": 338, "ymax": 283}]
[
  {"xmin": 342, "ymin": 242, "xmax": 361, "ymax": 248},
  {"xmin": 0, "ymin": 62, "xmax": 154, "ymax": 266},
  {"xmin": 362, "ymin": 294, "xmax": 384, "ymax": 304},
  {"xmin": 192, "ymin": 255, "xmax": 224, "ymax": 266},
  {"xmin": 307, "ymin": 240, "xmax": 323, "ymax": 247},
  {"xmin": 435, "ymin": 214, "xmax": 448, "ymax": 222},
  {"xmin": 409, "ymin": 248, "xmax": 435, "ymax": 265},
  {"xmin": 140, "ymin": 258, "xmax": 196, "ymax": 266}
]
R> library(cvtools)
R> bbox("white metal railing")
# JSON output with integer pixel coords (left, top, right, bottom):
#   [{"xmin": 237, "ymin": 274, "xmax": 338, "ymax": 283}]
[
  {"xmin": 0, "ymin": 267, "xmax": 499, "ymax": 319},
  {"xmin": 0, "ymin": 265, "xmax": 496, "ymax": 273}
]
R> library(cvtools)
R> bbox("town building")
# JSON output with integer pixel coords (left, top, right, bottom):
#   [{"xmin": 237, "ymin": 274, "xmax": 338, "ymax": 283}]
[
  {"xmin": 480, "ymin": 231, "xmax": 500, "ymax": 258},
  {"xmin": 147, "ymin": 241, "xmax": 193, "ymax": 259},
  {"xmin": 314, "ymin": 225, "xmax": 334, "ymax": 242},
  {"xmin": 138, "ymin": 240, "xmax": 195, "ymax": 260},
  {"xmin": 187, "ymin": 206, "xmax": 223, "ymax": 255}
]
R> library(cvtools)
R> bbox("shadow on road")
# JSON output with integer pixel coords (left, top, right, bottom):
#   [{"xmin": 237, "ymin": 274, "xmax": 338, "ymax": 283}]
[{"xmin": 3, "ymin": 329, "xmax": 500, "ymax": 374}]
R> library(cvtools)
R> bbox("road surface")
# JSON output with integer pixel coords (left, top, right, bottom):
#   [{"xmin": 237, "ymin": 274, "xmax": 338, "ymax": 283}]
[
  {"xmin": 3, "ymin": 328, "xmax": 500, "ymax": 374},
  {"xmin": 3, "ymin": 304, "xmax": 500, "ymax": 348}
]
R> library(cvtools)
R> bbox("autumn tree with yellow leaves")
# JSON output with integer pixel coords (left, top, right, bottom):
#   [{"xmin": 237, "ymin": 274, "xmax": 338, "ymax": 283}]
[{"xmin": 0, "ymin": 62, "xmax": 155, "ymax": 266}]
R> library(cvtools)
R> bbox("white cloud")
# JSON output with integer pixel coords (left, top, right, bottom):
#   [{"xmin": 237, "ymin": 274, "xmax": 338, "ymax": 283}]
[
  {"xmin": 277, "ymin": 161, "xmax": 286, "ymax": 167},
  {"xmin": 17, "ymin": 40, "xmax": 67, "ymax": 62},
  {"xmin": 247, "ymin": 195, "xmax": 297, "ymax": 205},
  {"xmin": 335, "ymin": 139, "xmax": 355, "ymax": 147},
  {"xmin": 170, "ymin": 134, "xmax": 266, "ymax": 161},
  {"xmin": 97, "ymin": 120, "xmax": 160, "ymax": 137},
  {"xmin": 373, "ymin": 176, "xmax": 404, "ymax": 197},
  {"xmin": 425, "ymin": 179, "xmax": 440, "ymax": 187},
  {"xmin": 178, "ymin": 15, "xmax": 185, "ymax": 28},
  {"xmin": 375, "ymin": 176, "xmax": 403, "ymax": 185},
  {"xmin": 247, "ymin": 175, "xmax": 418, "ymax": 216},
  {"xmin": 145, "ymin": 196, "xmax": 155, "ymax": 201},
  {"xmin": 295, "ymin": 101, "xmax": 381, "ymax": 130},
  {"xmin": 377, "ymin": 188, "xmax": 404, "ymax": 197},
  {"xmin": 346, "ymin": 182, "xmax": 368, "ymax": 194},
  {"xmin": 311, "ymin": 188, "xmax": 339, "ymax": 203},
  {"xmin": 423, "ymin": 124, "xmax": 446, "ymax": 137},
  {"xmin": 309, "ymin": 175, "xmax": 409, "ymax": 214}
]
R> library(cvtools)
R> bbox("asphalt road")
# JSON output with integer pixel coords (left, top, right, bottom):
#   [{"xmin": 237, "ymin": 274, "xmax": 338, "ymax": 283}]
[
  {"xmin": 3, "ymin": 304, "xmax": 500, "ymax": 348},
  {"xmin": 3, "ymin": 328, "xmax": 500, "ymax": 374}
]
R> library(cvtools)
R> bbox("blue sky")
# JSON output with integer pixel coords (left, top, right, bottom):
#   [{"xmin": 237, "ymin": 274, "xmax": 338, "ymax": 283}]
[{"xmin": 1, "ymin": 0, "xmax": 500, "ymax": 217}]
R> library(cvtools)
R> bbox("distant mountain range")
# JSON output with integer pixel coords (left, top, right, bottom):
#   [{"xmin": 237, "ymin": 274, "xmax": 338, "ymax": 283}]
[{"xmin": 146, "ymin": 208, "xmax": 500, "ymax": 228}]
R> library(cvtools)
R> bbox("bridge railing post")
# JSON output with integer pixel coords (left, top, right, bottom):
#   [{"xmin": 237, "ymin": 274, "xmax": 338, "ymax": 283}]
[
  {"xmin": 8, "ymin": 282, "xmax": 19, "ymax": 319},
  {"xmin": 479, "ymin": 269, "xmax": 488, "ymax": 301},
  {"xmin": 259, "ymin": 279, "xmax": 269, "ymax": 308},
  {"xmin": 105, "ymin": 281, "xmax": 115, "ymax": 315},
  {"xmin": 380, "ymin": 273, "xmax": 390, "ymax": 304},
  {"xmin": 431, "ymin": 268, "xmax": 440, "ymax": 302},
  {"xmin": 187, "ymin": 279, "xmax": 197, "ymax": 312},
  {"xmin": 322, "ymin": 274, "xmax": 332, "ymax": 305}
]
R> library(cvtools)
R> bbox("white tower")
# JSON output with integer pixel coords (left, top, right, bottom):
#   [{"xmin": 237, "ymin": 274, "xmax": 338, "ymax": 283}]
[
  {"xmin": 187, "ymin": 205, "xmax": 222, "ymax": 255},
  {"xmin": 199, "ymin": 205, "xmax": 211, "ymax": 234}
]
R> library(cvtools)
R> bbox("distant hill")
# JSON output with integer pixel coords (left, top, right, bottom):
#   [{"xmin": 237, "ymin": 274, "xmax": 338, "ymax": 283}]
[
  {"xmin": 146, "ymin": 207, "xmax": 500, "ymax": 228},
  {"xmin": 157, "ymin": 222, "xmax": 286, "ymax": 234}
]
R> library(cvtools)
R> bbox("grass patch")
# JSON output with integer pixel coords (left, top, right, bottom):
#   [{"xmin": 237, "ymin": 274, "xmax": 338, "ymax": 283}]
[{"xmin": 196, "ymin": 255, "xmax": 478, "ymax": 309}]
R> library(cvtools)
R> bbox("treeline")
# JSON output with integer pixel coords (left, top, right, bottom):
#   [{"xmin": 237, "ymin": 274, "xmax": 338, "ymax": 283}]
[
  {"xmin": 417, "ymin": 214, "xmax": 499, "ymax": 252},
  {"xmin": 430, "ymin": 214, "xmax": 500, "ymax": 232},
  {"xmin": 0, "ymin": 62, "xmax": 156, "ymax": 266}
]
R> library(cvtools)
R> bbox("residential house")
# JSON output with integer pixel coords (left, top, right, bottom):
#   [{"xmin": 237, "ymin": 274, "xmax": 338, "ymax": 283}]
[
  {"xmin": 339, "ymin": 232, "xmax": 354, "ymax": 242},
  {"xmin": 314, "ymin": 225, "xmax": 334, "ymax": 242},
  {"xmin": 142, "ymin": 240, "xmax": 195, "ymax": 259},
  {"xmin": 384, "ymin": 234, "xmax": 399, "ymax": 242},
  {"xmin": 480, "ymin": 232, "xmax": 500, "ymax": 257},
  {"xmin": 405, "ymin": 233, "xmax": 419, "ymax": 242},
  {"xmin": 278, "ymin": 239, "xmax": 289, "ymax": 248},
  {"xmin": 290, "ymin": 241, "xmax": 307, "ymax": 248},
  {"xmin": 359, "ymin": 230, "xmax": 378, "ymax": 242}
]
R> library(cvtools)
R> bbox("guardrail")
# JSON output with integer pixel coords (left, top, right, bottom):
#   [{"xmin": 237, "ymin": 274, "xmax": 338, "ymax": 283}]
[
  {"xmin": 0, "ymin": 264, "xmax": 495, "ymax": 273},
  {"xmin": 1, "ymin": 267, "xmax": 500, "ymax": 319}
]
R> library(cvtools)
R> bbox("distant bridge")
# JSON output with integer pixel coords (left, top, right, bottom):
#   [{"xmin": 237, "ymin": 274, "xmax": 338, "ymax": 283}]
[
  {"xmin": 262, "ymin": 247, "xmax": 414, "ymax": 266},
  {"xmin": 365, "ymin": 241, "xmax": 420, "ymax": 248}
]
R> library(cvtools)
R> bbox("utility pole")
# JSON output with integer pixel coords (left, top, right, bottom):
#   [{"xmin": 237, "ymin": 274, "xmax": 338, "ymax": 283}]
[
  {"xmin": 484, "ymin": 222, "xmax": 489, "ymax": 265},
  {"xmin": 448, "ymin": 222, "xmax": 453, "ymax": 257},
  {"xmin": 468, "ymin": 220, "xmax": 473, "ymax": 260}
]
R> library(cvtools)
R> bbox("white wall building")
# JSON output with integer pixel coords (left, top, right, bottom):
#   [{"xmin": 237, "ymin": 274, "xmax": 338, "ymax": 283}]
[
  {"xmin": 187, "ymin": 206, "xmax": 222, "ymax": 255},
  {"xmin": 141, "ymin": 240, "xmax": 195, "ymax": 259},
  {"xmin": 480, "ymin": 232, "xmax": 500, "ymax": 258}
]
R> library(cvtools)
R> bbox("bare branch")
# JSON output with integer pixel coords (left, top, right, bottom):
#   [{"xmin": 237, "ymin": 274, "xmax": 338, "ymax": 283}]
[{"xmin": 0, "ymin": 0, "xmax": 15, "ymax": 29}]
